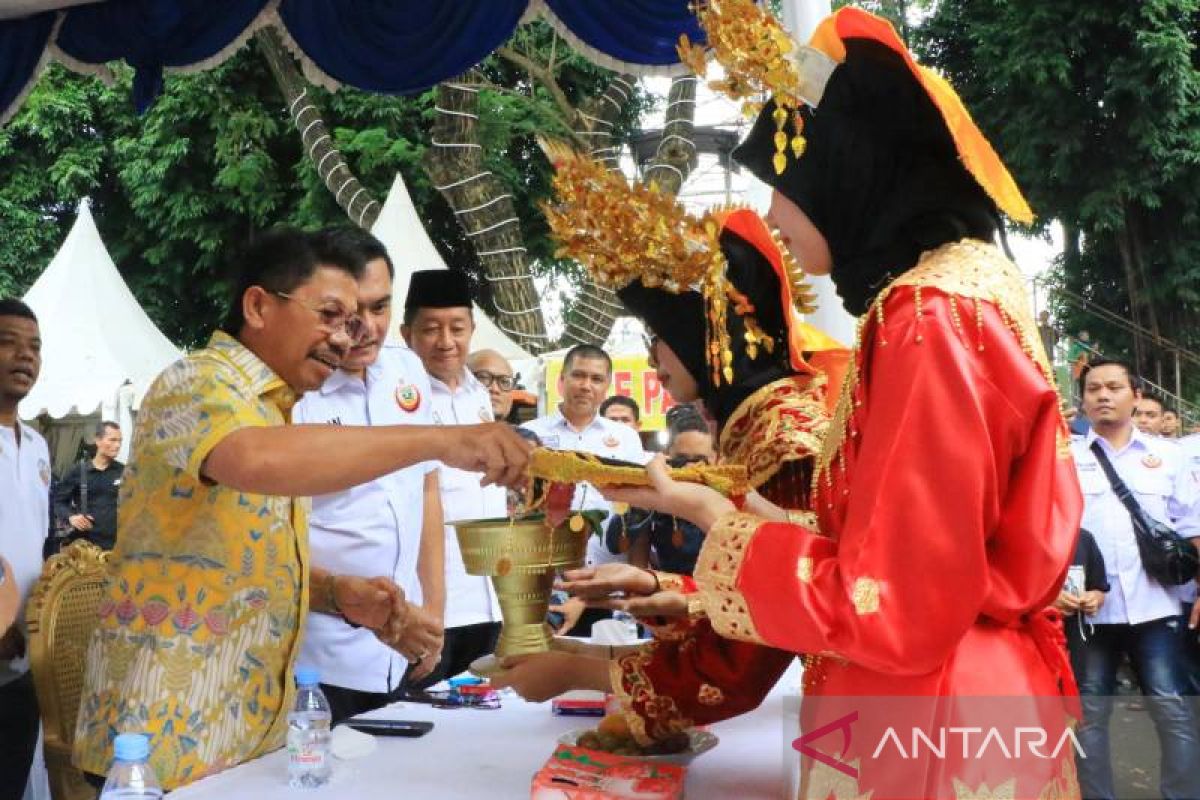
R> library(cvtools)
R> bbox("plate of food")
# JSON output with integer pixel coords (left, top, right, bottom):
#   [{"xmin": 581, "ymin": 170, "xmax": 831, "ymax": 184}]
[{"xmin": 558, "ymin": 714, "xmax": 718, "ymax": 766}]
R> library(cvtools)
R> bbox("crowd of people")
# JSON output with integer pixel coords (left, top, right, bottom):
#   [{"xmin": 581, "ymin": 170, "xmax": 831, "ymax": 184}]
[{"xmin": 2, "ymin": 4, "xmax": 1200, "ymax": 800}]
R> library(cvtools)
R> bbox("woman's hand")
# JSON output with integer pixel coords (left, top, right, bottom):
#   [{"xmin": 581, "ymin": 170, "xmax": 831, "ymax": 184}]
[
  {"xmin": 492, "ymin": 651, "xmax": 612, "ymax": 702},
  {"xmin": 557, "ymin": 563, "xmax": 658, "ymax": 602},
  {"xmin": 599, "ymin": 455, "xmax": 736, "ymax": 533},
  {"xmin": 592, "ymin": 590, "xmax": 688, "ymax": 619}
]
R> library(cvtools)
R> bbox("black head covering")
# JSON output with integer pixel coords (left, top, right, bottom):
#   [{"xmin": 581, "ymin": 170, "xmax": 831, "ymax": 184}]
[
  {"xmin": 617, "ymin": 226, "xmax": 794, "ymax": 426},
  {"xmin": 404, "ymin": 269, "xmax": 471, "ymax": 312},
  {"xmin": 732, "ymin": 38, "xmax": 1000, "ymax": 315}
]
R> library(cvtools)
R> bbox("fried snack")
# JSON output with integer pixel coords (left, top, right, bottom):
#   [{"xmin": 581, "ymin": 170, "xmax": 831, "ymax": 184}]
[
  {"xmin": 575, "ymin": 715, "xmax": 691, "ymax": 757},
  {"xmin": 528, "ymin": 448, "xmax": 749, "ymax": 498}
]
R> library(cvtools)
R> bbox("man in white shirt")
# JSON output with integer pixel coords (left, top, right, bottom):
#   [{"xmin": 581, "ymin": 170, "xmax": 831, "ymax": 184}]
[
  {"xmin": 0, "ymin": 298, "xmax": 51, "ymax": 794},
  {"xmin": 1072, "ymin": 358, "xmax": 1200, "ymax": 800},
  {"xmin": 522, "ymin": 345, "xmax": 644, "ymax": 635},
  {"xmin": 402, "ymin": 270, "xmax": 507, "ymax": 687},
  {"xmin": 293, "ymin": 229, "xmax": 444, "ymax": 722}
]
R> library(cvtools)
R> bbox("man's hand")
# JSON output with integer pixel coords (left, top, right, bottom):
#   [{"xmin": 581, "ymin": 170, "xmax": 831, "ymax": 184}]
[
  {"xmin": 1191, "ymin": 599, "xmax": 1200, "ymax": 630},
  {"xmin": 492, "ymin": 651, "xmax": 611, "ymax": 702},
  {"xmin": 557, "ymin": 563, "xmax": 658, "ymax": 602},
  {"xmin": 1053, "ymin": 590, "xmax": 1081, "ymax": 616},
  {"xmin": 388, "ymin": 604, "xmax": 444, "ymax": 681},
  {"xmin": 0, "ymin": 623, "xmax": 25, "ymax": 661},
  {"xmin": 68, "ymin": 514, "xmax": 93, "ymax": 532},
  {"xmin": 1078, "ymin": 590, "xmax": 1105, "ymax": 616},
  {"xmin": 0, "ymin": 558, "xmax": 18, "ymax": 633},
  {"xmin": 437, "ymin": 423, "xmax": 533, "ymax": 489},
  {"xmin": 334, "ymin": 575, "xmax": 406, "ymax": 632},
  {"xmin": 550, "ymin": 596, "xmax": 586, "ymax": 635}
]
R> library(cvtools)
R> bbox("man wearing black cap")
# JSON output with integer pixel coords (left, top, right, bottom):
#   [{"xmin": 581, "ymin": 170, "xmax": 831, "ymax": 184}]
[{"xmin": 402, "ymin": 269, "xmax": 504, "ymax": 685}]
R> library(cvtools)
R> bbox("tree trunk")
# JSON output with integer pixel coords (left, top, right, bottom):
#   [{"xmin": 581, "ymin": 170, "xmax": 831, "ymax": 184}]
[
  {"xmin": 643, "ymin": 76, "xmax": 699, "ymax": 194},
  {"xmin": 562, "ymin": 74, "xmax": 638, "ymax": 347},
  {"xmin": 257, "ymin": 28, "xmax": 381, "ymax": 229},
  {"xmin": 423, "ymin": 77, "xmax": 549, "ymax": 353},
  {"xmin": 562, "ymin": 74, "xmax": 699, "ymax": 346},
  {"xmin": 1125, "ymin": 209, "xmax": 1163, "ymax": 386},
  {"xmin": 1115, "ymin": 207, "xmax": 1146, "ymax": 374}
]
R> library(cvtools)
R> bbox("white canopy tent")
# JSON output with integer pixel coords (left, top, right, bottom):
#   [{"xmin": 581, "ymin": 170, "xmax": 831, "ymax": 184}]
[
  {"xmin": 19, "ymin": 199, "xmax": 182, "ymax": 467},
  {"xmin": 370, "ymin": 172, "xmax": 532, "ymax": 361}
]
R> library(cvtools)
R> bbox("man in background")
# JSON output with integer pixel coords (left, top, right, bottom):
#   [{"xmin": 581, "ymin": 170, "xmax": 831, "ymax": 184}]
[
  {"xmin": 524, "ymin": 345, "xmax": 644, "ymax": 636},
  {"xmin": 600, "ymin": 395, "xmax": 640, "ymax": 432},
  {"xmin": 1134, "ymin": 393, "xmax": 1167, "ymax": 437},
  {"xmin": 403, "ymin": 270, "xmax": 505, "ymax": 686},
  {"xmin": 1072, "ymin": 358, "xmax": 1200, "ymax": 800},
  {"xmin": 468, "ymin": 349, "xmax": 516, "ymax": 423},
  {"xmin": 52, "ymin": 420, "xmax": 124, "ymax": 550},
  {"xmin": 0, "ymin": 298, "xmax": 51, "ymax": 798}
]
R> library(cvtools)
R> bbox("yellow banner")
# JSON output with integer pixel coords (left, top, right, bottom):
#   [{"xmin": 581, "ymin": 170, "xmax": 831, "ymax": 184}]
[{"xmin": 544, "ymin": 355, "xmax": 677, "ymax": 431}]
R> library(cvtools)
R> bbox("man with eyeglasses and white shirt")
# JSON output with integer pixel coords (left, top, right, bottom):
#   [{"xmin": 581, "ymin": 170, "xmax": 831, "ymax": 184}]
[{"xmin": 468, "ymin": 349, "xmax": 516, "ymax": 422}]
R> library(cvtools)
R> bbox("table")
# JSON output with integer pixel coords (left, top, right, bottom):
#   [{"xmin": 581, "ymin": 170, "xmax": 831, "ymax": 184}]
[{"xmin": 171, "ymin": 663, "xmax": 801, "ymax": 799}]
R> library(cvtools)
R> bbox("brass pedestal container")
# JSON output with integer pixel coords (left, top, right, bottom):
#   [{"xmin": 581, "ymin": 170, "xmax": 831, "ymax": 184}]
[{"xmin": 453, "ymin": 515, "xmax": 587, "ymax": 657}]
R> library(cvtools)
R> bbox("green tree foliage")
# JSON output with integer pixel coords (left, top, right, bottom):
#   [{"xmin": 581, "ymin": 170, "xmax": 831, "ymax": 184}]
[
  {"xmin": 0, "ymin": 26, "xmax": 648, "ymax": 348},
  {"xmin": 918, "ymin": 0, "xmax": 1200, "ymax": 399}
]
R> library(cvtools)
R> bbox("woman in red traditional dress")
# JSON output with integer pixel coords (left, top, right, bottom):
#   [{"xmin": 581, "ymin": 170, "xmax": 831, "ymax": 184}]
[
  {"xmin": 500, "ymin": 140, "xmax": 849, "ymax": 742},
  {"xmin": 502, "ymin": 7, "xmax": 1083, "ymax": 799}
]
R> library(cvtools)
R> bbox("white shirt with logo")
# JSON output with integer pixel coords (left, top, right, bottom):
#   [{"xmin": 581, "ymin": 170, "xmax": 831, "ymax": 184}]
[
  {"xmin": 1073, "ymin": 428, "xmax": 1200, "ymax": 625},
  {"xmin": 293, "ymin": 344, "xmax": 434, "ymax": 692},
  {"xmin": 429, "ymin": 368, "xmax": 505, "ymax": 629},
  {"xmin": 0, "ymin": 421, "xmax": 50, "ymax": 686},
  {"xmin": 521, "ymin": 410, "xmax": 645, "ymax": 566}
]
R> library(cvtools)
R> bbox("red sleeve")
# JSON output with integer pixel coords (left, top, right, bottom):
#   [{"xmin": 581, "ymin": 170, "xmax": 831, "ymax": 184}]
[
  {"xmin": 695, "ymin": 293, "xmax": 1077, "ymax": 675},
  {"xmin": 609, "ymin": 620, "xmax": 794, "ymax": 745}
]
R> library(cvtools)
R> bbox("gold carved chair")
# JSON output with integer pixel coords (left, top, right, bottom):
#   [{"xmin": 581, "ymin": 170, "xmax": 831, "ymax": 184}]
[{"xmin": 26, "ymin": 540, "xmax": 110, "ymax": 800}]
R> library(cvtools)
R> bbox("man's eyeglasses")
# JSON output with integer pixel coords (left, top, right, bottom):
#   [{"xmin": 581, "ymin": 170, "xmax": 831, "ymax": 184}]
[
  {"xmin": 473, "ymin": 370, "xmax": 515, "ymax": 391},
  {"xmin": 272, "ymin": 291, "xmax": 364, "ymax": 339}
]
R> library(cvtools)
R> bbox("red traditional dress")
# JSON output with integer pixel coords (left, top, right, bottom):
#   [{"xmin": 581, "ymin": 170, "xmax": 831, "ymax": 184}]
[
  {"xmin": 611, "ymin": 374, "xmax": 828, "ymax": 744},
  {"xmin": 688, "ymin": 241, "xmax": 1082, "ymax": 799}
]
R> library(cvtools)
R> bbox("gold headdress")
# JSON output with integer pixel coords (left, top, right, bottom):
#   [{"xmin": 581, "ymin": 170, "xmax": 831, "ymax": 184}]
[
  {"xmin": 539, "ymin": 138, "xmax": 816, "ymax": 386},
  {"xmin": 679, "ymin": 1, "xmax": 1034, "ymax": 224}
]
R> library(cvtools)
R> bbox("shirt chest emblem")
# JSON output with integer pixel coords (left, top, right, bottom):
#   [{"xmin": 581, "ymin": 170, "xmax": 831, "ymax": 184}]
[
  {"xmin": 38, "ymin": 458, "xmax": 51, "ymax": 486},
  {"xmin": 1142, "ymin": 453, "xmax": 1163, "ymax": 469},
  {"xmin": 603, "ymin": 434, "xmax": 620, "ymax": 448},
  {"xmin": 395, "ymin": 383, "xmax": 422, "ymax": 413}
]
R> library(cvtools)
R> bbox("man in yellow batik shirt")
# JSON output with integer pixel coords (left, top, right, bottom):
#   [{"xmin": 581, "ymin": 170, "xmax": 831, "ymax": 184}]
[{"xmin": 73, "ymin": 228, "xmax": 531, "ymax": 789}]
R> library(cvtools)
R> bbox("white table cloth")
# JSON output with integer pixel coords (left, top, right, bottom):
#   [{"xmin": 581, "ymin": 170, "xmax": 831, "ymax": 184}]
[{"xmin": 170, "ymin": 663, "xmax": 802, "ymax": 799}]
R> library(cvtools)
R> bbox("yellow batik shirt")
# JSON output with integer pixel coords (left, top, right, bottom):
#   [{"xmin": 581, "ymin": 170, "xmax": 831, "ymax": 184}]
[{"xmin": 73, "ymin": 331, "xmax": 309, "ymax": 789}]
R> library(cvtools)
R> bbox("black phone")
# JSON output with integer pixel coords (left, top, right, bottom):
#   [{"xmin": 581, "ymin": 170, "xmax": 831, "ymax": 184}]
[{"xmin": 345, "ymin": 719, "xmax": 434, "ymax": 738}]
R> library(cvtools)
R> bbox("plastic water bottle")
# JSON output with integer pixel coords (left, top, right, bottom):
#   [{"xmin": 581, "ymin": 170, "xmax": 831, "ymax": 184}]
[
  {"xmin": 287, "ymin": 666, "xmax": 332, "ymax": 788},
  {"xmin": 100, "ymin": 733, "xmax": 162, "ymax": 799},
  {"xmin": 612, "ymin": 609, "xmax": 640, "ymax": 642}
]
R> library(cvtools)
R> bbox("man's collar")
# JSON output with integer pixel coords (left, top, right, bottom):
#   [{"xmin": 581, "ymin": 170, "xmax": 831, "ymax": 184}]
[
  {"xmin": 207, "ymin": 331, "xmax": 293, "ymax": 405},
  {"xmin": 320, "ymin": 367, "xmax": 364, "ymax": 396},
  {"xmin": 1085, "ymin": 424, "xmax": 1145, "ymax": 454},
  {"xmin": 430, "ymin": 366, "xmax": 477, "ymax": 393},
  {"xmin": 553, "ymin": 406, "xmax": 600, "ymax": 432}
]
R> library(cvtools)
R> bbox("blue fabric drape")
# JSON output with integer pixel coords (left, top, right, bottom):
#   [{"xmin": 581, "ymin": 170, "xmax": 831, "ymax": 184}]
[
  {"xmin": 0, "ymin": 11, "xmax": 55, "ymax": 124},
  {"xmin": 56, "ymin": 0, "xmax": 267, "ymax": 112},
  {"xmin": 544, "ymin": 0, "xmax": 703, "ymax": 68},
  {"xmin": 276, "ymin": 0, "xmax": 529, "ymax": 95},
  {"xmin": 0, "ymin": 0, "xmax": 708, "ymax": 123}
]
